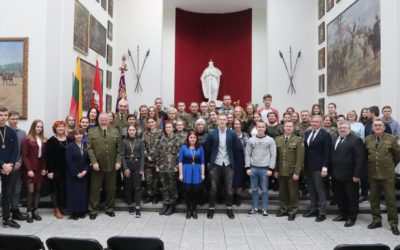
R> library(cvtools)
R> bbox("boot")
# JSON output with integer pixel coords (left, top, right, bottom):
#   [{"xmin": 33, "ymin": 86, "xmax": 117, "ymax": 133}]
[
  {"xmin": 165, "ymin": 204, "xmax": 175, "ymax": 216},
  {"xmin": 12, "ymin": 209, "xmax": 28, "ymax": 221},
  {"xmin": 54, "ymin": 207, "xmax": 63, "ymax": 219},
  {"xmin": 26, "ymin": 209, "xmax": 33, "ymax": 223},
  {"xmin": 32, "ymin": 209, "xmax": 42, "ymax": 221},
  {"xmin": 234, "ymin": 194, "xmax": 241, "ymax": 207},
  {"xmin": 143, "ymin": 196, "xmax": 153, "ymax": 204},
  {"xmin": 159, "ymin": 204, "xmax": 169, "ymax": 215}
]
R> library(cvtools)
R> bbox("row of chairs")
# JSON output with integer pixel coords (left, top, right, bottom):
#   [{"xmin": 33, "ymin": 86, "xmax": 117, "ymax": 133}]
[{"xmin": 0, "ymin": 234, "xmax": 164, "ymax": 250}]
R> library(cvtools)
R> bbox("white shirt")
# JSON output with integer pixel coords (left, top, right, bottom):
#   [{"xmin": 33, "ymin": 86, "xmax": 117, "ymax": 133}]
[
  {"xmin": 307, "ymin": 128, "xmax": 321, "ymax": 146},
  {"xmin": 214, "ymin": 128, "xmax": 230, "ymax": 166},
  {"xmin": 334, "ymin": 136, "xmax": 345, "ymax": 150},
  {"xmin": 36, "ymin": 137, "xmax": 42, "ymax": 158}
]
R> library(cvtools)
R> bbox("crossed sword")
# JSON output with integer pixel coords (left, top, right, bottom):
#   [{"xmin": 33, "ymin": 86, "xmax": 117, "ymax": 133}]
[{"xmin": 128, "ymin": 46, "xmax": 150, "ymax": 93}]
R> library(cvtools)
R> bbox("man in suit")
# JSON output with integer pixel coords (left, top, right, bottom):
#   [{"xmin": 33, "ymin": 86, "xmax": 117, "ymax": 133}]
[
  {"xmin": 330, "ymin": 121, "xmax": 364, "ymax": 227},
  {"xmin": 205, "ymin": 114, "xmax": 238, "ymax": 219},
  {"xmin": 88, "ymin": 112, "xmax": 122, "ymax": 219},
  {"xmin": 303, "ymin": 115, "xmax": 331, "ymax": 222},
  {"xmin": 365, "ymin": 118, "xmax": 400, "ymax": 235}
]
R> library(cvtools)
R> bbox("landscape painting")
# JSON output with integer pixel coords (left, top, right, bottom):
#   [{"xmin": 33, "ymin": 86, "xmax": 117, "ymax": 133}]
[
  {"xmin": 89, "ymin": 15, "xmax": 107, "ymax": 57},
  {"xmin": 73, "ymin": 0, "xmax": 89, "ymax": 55},
  {"xmin": 327, "ymin": 0, "xmax": 380, "ymax": 95},
  {"xmin": 0, "ymin": 38, "xmax": 28, "ymax": 119}
]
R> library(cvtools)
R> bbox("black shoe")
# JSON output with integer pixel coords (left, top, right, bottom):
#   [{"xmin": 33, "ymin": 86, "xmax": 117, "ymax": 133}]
[
  {"xmin": 367, "ymin": 222, "xmax": 382, "ymax": 229},
  {"xmin": 359, "ymin": 196, "xmax": 368, "ymax": 203},
  {"xmin": 192, "ymin": 211, "xmax": 198, "ymax": 219},
  {"xmin": 153, "ymin": 195, "xmax": 160, "ymax": 204},
  {"xmin": 288, "ymin": 214, "xmax": 296, "ymax": 221},
  {"xmin": 79, "ymin": 212, "xmax": 86, "ymax": 219},
  {"xmin": 276, "ymin": 211, "xmax": 289, "ymax": 217},
  {"xmin": 135, "ymin": 209, "xmax": 141, "ymax": 218},
  {"xmin": 233, "ymin": 195, "xmax": 241, "ymax": 207},
  {"xmin": 26, "ymin": 209, "xmax": 33, "ymax": 223},
  {"xmin": 32, "ymin": 209, "xmax": 42, "ymax": 221},
  {"xmin": 129, "ymin": 207, "xmax": 135, "ymax": 215},
  {"xmin": 159, "ymin": 205, "xmax": 169, "ymax": 215},
  {"xmin": 207, "ymin": 209, "xmax": 214, "ymax": 219},
  {"xmin": 143, "ymin": 196, "xmax": 153, "ymax": 204},
  {"xmin": 303, "ymin": 211, "xmax": 318, "ymax": 218},
  {"xmin": 165, "ymin": 205, "xmax": 175, "ymax": 216},
  {"xmin": 89, "ymin": 214, "xmax": 97, "ymax": 220},
  {"xmin": 344, "ymin": 219, "xmax": 355, "ymax": 227},
  {"xmin": 12, "ymin": 209, "xmax": 27, "ymax": 221},
  {"xmin": 330, "ymin": 201, "xmax": 337, "ymax": 206},
  {"xmin": 3, "ymin": 219, "xmax": 20, "ymax": 229},
  {"xmin": 391, "ymin": 226, "xmax": 400, "ymax": 235},
  {"xmin": 333, "ymin": 215, "xmax": 347, "ymax": 222},
  {"xmin": 70, "ymin": 214, "xmax": 79, "ymax": 220},
  {"xmin": 106, "ymin": 211, "xmax": 115, "ymax": 217},
  {"xmin": 227, "ymin": 209, "xmax": 235, "ymax": 219},
  {"xmin": 315, "ymin": 215, "xmax": 326, "ymax": 222},
  {"xmin": 186, "ymin": 211, "xmax": 191, "ymax": 219}
]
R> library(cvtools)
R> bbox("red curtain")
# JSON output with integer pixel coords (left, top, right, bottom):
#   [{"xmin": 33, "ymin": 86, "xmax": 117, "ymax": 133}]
[{"xmin": 174, "ymin": 8, "xmax": 252, "ymax": 107}]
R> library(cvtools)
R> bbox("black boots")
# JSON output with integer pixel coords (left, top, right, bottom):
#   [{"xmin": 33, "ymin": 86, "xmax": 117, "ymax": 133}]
[
  {"xmin": 165, "ymin": 204, "xmax": 175, "ymax": 216},
  {"xmin": 26, "ymin": 209, "xmax": 33, "ymax": 223},
  {"xmin": 233, "ymin": 194, "xmax": 241, "ymax": 207},
  {"xmin": 11, "ymin": 209, "xmax": 27, "ymax": 221},
  {"xmin": 159, "ymin": 204, "xmax": 169, "ymax": 215}
]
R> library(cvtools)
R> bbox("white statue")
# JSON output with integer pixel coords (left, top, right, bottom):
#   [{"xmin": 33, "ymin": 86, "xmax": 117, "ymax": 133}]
[{"xmin": 201, "ymin": 60, "xmax": 222, "ymax": 102}]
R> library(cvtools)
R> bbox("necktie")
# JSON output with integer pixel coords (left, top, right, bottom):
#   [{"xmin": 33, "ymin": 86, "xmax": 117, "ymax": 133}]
[
  {"xmin": 375, "ymin": 136, "xmax": 380, "ymax": 150},
  {"xmin": 336, "ymin": 137, "xmax": 344, "ymax": 150},
  {"xmin": 285, "ymin": 137, "xmax": 288, "ymax": 144},
  {"xmin": 103, "ymin": 129, "xmax": 107, "ymax": 138},
  {"xmin": 309, "ymin": 130, "xmax": 316, "ymax": 144}
]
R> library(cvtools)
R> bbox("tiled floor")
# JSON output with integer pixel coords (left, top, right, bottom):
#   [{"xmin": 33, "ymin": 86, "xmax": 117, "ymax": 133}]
[{"xmin": 3, "ymin": 209, "xmax": 400, "ymax": 249}]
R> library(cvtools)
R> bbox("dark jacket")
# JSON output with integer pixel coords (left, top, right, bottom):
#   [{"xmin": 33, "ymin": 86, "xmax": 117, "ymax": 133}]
[
  {"xmin": 205, "ymin": 128, "xmax": 237, "ymax": 169},
  {"xmin": 330, "ymin": 133, "xmax": 364, "ymax": 182},
  {"xmin": 304, "ymin": 128, "xmax": 331, "ymax": 171}
]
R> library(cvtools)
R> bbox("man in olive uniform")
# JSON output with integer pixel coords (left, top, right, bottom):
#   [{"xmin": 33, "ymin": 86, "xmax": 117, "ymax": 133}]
[
  {"xmin": 206, "ymin": 111, "xmax": 219, "ymax": 133},
  {"xmin": 274, "ymin": 121, "xmax": 304, "ymax": 221},
  {"xmin": 365, "ymin": 118, "xmax": 400, "ymax": 235},
  {"xmin": 114, "ymin": 99, "xmax": 129, "ymax": 132},
  {"xmin": 88, "ymin": 112, "xmax": 122, "ymax": 219},
  {"xmin": 187, "ymin": 102, "xmax": 201, "ymax": 131}
]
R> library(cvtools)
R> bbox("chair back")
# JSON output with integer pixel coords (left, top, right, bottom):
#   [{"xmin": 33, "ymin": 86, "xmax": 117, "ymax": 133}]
[
  {"xmin": 46, "ymin": 237, "xmax": 103, "ymax": 250},
  {"xmin": 334, "ymin": 244, "xmax": 390, "ymax": 250},
  {"xmin": 107, "ymin": 236, "xmax": 164, "ymax": 250},
  {"xmin": 0, "ymin": 234, "xmax": 45, "ymax": 250}
]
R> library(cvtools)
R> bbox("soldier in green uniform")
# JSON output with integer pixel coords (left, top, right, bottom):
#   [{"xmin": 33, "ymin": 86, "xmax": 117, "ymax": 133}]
[
  {"xmin": 274, "ymin": 121, "xmax": 304, "ymax": 221},
  {"xmin": 365, "ymin": 118, "xmax": 400, "ymax": 235},
  {"xmin": 114, "ymin": 99, "xmax": 129, "ymax": 132},
  {"xmin": 176, "ymin": 120, "xmax": 188, "ymax": 147},
  {"xmin": 177, "ymin": 102, "xmax": 189, "ymax": 127},
  {"xmin": 187, "ymin": 102, "xmax": 201, "ymax": 131},
  {"xmin": 156, "ymin": 123, "xmax": 180, "ymax": 215},
  {"xmin": 206, "ymin": 111, "xmax": 219, "ymax": 133},
  {"xmin": 142, "ymin": 117, "xmax": 162, "ymax": 204},
  {"xmin": 87, "ymin": 112, "xmax": 122, "ymax": 219}
]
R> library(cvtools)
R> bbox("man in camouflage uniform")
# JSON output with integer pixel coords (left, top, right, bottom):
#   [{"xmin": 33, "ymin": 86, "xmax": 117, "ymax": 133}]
[
  {"xmin": 157, "ymin": 123, "xmax": 180, "ymax": 215},
  {"xmin": 365, "ymin": 118, "xmax": 400, "ymax": 235},
  {"xmin": 206, "ymin": 111, "xmax": 219, "ymax": 133},
  {"xmin": 142, "ymin": 121, "xmax": 163, "ymax": 204},
  {"xmin": 187, "ymin": 102, "xmax": 201, "ymax": 131},
  {"xmin": 177, "ymin": 102, "xmax": 189, "ymax": 127},
  {"xmin": 88, "ymin": 112, "xmax": 122, "ymax": 219},
  {"xmin": 297, "ymin": 110, "xmax": 311, "ymax": 139},
  {"xmin": 199, "ymin": 102, "xmax": 210, "ymax": 123},
  {"xmin": 274, "ymin": 121, "xmax": 304, "ymax": 221}
]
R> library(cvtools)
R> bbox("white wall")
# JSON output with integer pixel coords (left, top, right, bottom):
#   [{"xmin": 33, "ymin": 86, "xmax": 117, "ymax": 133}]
[
  {"xmin": 114, "ymin": 0, "xmax": 163, "ymax": 111},
  {"xmin": 265, "ymin": 0, "xmax": 317, "ymax": 113},
  {"xmin": 318, "ymin": 0, "xmax": 399, "ymax": 119}
]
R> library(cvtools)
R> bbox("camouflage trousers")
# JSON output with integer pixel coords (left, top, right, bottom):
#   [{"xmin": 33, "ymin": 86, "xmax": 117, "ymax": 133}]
[
  {"xmin": 144, "ymin": 162, "xmax": 160, "ymax": 197},
  {"xmin": 160, "ymin": 172, "xmax": 178, "ymax": 205}
]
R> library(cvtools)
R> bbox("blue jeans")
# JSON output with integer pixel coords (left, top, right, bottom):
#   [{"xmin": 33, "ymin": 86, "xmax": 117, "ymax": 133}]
[{"xmin": 250, "ymin": 166, "xmax": 269, "ymax": 210}]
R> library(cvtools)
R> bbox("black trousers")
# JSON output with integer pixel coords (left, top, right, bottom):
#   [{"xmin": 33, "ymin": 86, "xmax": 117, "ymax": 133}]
[
  {"xmin": 209, "ymin": 165, "xmax": 233, "ymax": 208},
  {"xmin": 333, "ymin": 179, "xmax": 359, "ymax": 221},
  {"xmin": 124, "ymin": 165, "xmax": 142, "ymax": 207},
  {"xmin": 1, "ymin": 173, "xmax": 12, "ymax": 221}
]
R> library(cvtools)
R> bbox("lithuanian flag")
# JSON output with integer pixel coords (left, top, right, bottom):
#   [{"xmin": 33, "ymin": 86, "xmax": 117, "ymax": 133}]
[{"xmin": 69, "ymin": 57, "xmax": 83, "ymax": 124}]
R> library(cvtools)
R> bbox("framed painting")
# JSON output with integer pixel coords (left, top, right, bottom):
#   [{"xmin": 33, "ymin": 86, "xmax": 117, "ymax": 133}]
[
  {"xmin": 73, "ymin": 0, "xmax": 89, "ymax": 55},
  {"xmin": 108, "ymin": 0, "xmax": 113, "ymax": 17},
  {"xmin": 101, "ymin": 0, "xmax": 107, "ymax": 11},
  {"xmin": 80, "ymin": 59, "xmax": 103, "ymax": 111},
  {"xmin": 326, "ymin": 0, "xmax": 334, "ymax": 12},
  {"xmin": 106, "ymin": 70, "xmax": 112, "ymax": 89},
  {"xmin": 106, "ymin": 94, "xmax": 112, "ymax": 112},
  {"xmin": 318, "ymin": 22, "xmax": 325, "ymax": 44},
  {"xmin": 0, "ymin": 38, "xmax": 28, "ymax": 119},
  {"xmin": 327, "ymin": 0, "xmax": 380, "ymax": 95},
  {"xmin": 89, "ymin": 15, "xmax": 106, "ymax": 57},
  {"xmin": 318, "ymin": 98, "xmax": 325, "ymax": 115},
  {"xmin": 318, "ymin": 47, "xmax": 325, "ymax": 69},
  {"xmin": 107, "ymin": 44, "xmax": 113, "ymax": 66},
  {"xmin": 107, "ymin": 21, "xmax": 113, "ymax": 41},
  {"xmin": 318, "ymin": 0, "xmax": 325, "ymax": 19},
  {"xmin": 319, "ymin": 74, "xmax": 325, "ymax": 93}
]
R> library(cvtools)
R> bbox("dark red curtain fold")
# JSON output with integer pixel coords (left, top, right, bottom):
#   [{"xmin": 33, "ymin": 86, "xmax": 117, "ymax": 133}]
[{"xmin": 174, "ymin": 8, "xmax": 252, "ymax": 107}]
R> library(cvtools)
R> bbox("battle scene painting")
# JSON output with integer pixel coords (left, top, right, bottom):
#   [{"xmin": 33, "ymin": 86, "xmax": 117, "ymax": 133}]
[{"xmin": 327, "ymin": 0, "xmax": 380, "ymax": 96}]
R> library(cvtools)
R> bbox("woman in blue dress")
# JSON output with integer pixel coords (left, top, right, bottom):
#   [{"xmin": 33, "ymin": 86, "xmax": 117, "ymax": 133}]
[
  {"xmin": 65, "ymin": 128, "xmax": 89, "ymax": 220},
  {"xmin": 178, "ymin": 131, "xmax": 205, "ymax": 219}
]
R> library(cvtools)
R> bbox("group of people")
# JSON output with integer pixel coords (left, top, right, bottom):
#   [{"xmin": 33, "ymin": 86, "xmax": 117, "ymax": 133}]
[{"xmin": 0, "ymin": 94, "xmax": 399, "ymax": 237}]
